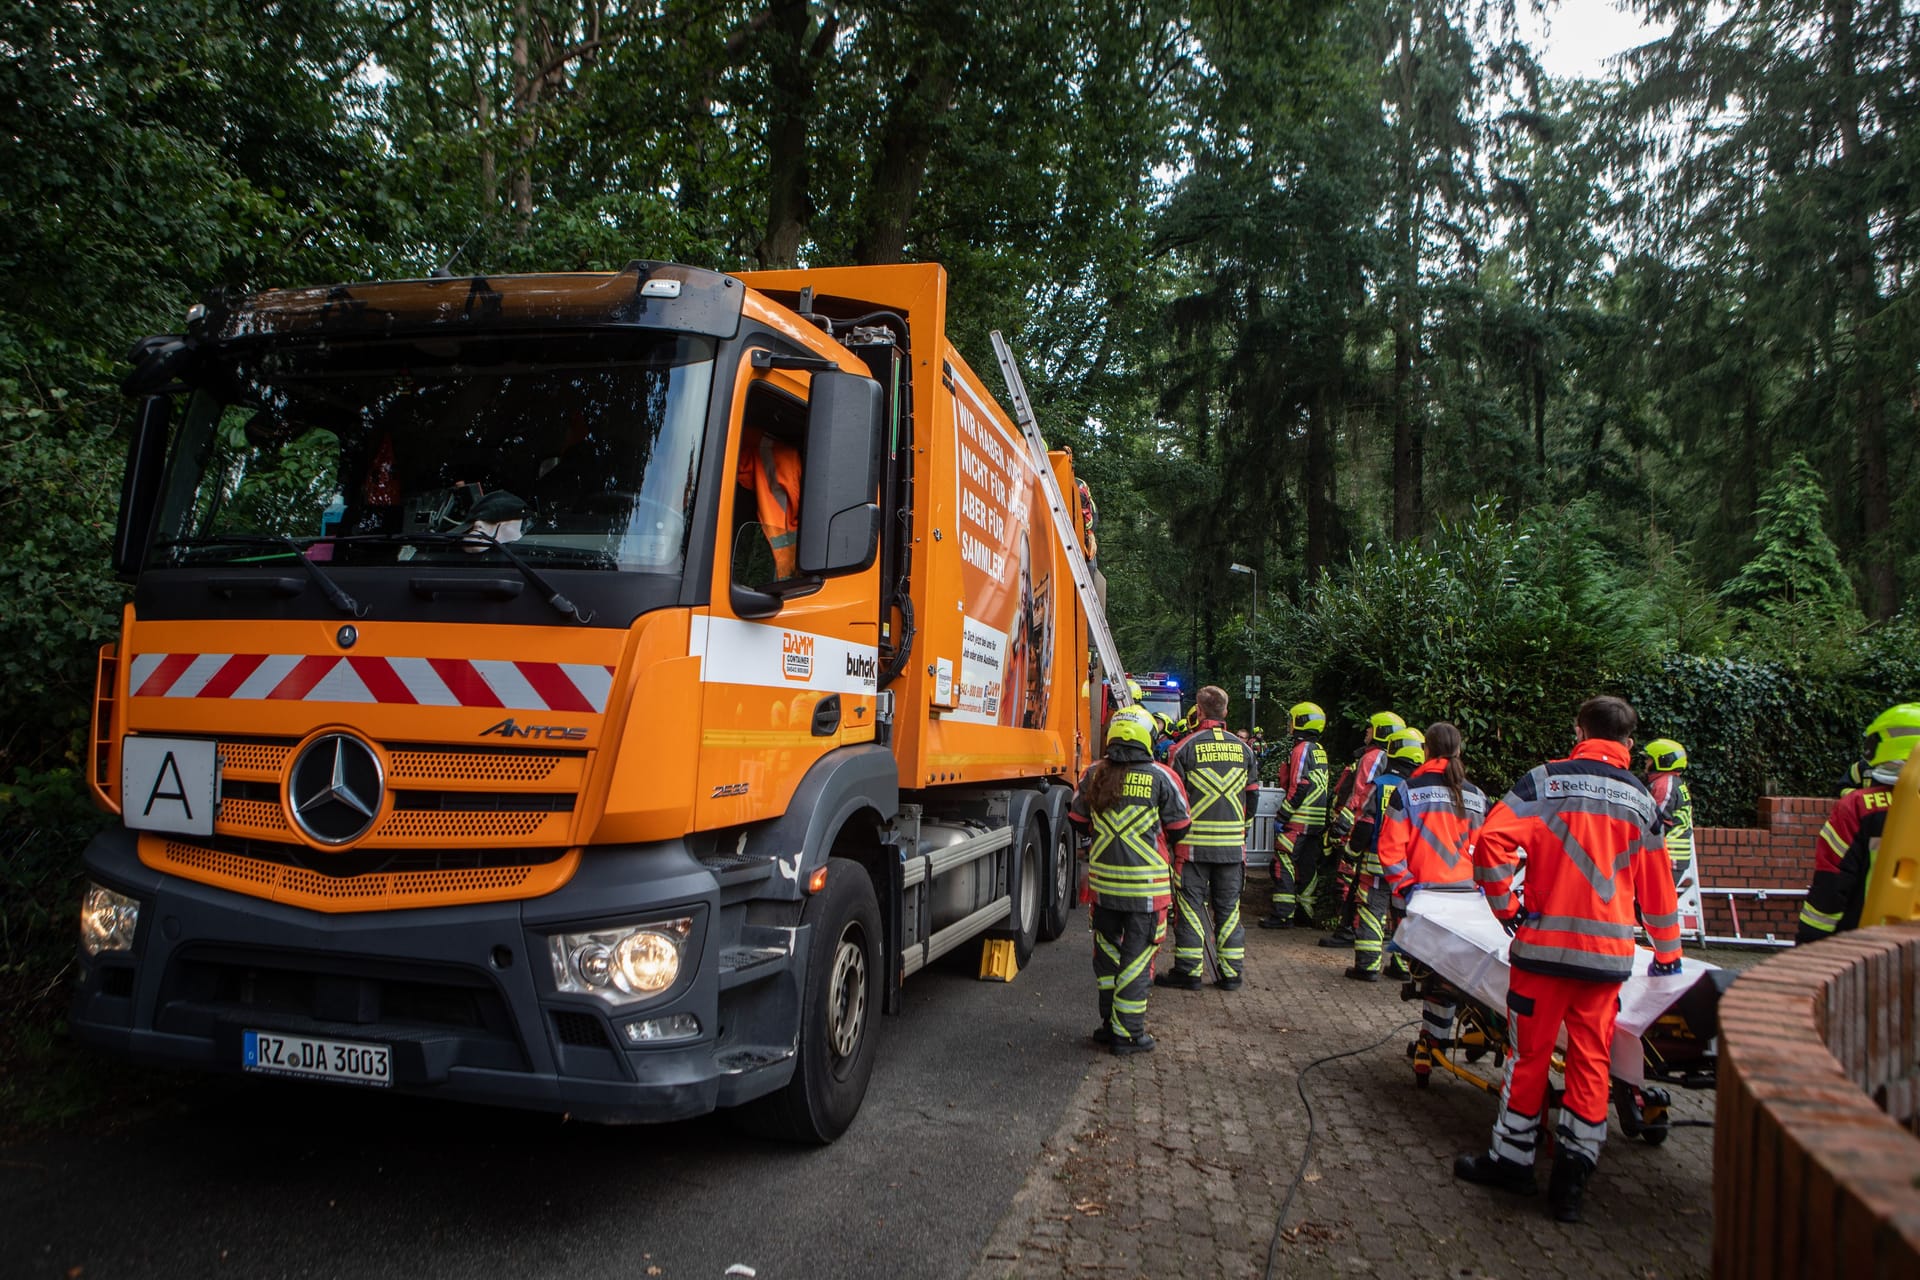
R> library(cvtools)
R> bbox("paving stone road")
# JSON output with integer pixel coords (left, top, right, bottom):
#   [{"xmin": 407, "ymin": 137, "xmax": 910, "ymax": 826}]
[{"xmin": 974, "ymin": 898, "xmax": 1756, "ymax": 1280}]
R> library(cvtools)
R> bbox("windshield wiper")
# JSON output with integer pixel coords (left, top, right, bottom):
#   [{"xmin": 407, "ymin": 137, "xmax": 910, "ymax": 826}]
[
  {"xmin": 339, "ymin": 532, "xmax": 596, "ymax": 624},
  {"xmin": 156, "ymin": 534, "xmax": 366, "ymax": 617}
]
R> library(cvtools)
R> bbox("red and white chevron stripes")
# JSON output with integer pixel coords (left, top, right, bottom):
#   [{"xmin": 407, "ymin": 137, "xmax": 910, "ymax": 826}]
[{"xmin": 126, "ymin": 652, "xmax": 616, "ymax": 713}]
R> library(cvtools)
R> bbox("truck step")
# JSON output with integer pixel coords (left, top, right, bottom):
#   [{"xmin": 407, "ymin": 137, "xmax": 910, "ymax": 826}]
[
  {"xmin": 719, "ymin": 944, "xmax": 791, "ymax": 991},
  {"xmin": 698, "ymin": 852, "xmax": 778, "ymax": 886}
]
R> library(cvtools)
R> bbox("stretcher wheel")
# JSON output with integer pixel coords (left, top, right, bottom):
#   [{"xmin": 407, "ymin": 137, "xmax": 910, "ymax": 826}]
[
  {"xmin": 1640, "ymin": 1126, "xmax": 1669, "ymax": 1146},
  {"xmin": 1414, "ymin": 1072, "xmax": 1429, "ymax": 1089}
]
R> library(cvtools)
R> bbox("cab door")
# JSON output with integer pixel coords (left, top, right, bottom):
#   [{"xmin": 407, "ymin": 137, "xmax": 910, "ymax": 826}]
[{"xmin": 690, "ymin": 360, "xmax": 882, "ymax": 831}]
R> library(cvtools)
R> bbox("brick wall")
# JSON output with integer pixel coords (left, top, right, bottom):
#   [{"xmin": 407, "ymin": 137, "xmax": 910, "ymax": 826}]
[
  {"xmin": 1693, "ymin": 796, "xmax": 1830, "ymax": 941},
  {"xmin": 1714, "ymin": 923, "xmax": 1920, "ymax": 1275}
]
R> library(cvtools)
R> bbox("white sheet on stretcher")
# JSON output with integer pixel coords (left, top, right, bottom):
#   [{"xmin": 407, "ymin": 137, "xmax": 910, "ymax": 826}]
[{"xmin": 1391, "ymin": 886, "xmax": 1719, "ymax": 1085}]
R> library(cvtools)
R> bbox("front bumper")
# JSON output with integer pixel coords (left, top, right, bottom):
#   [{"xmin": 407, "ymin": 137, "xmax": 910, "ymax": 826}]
[{"xmin": 70, "ymin": 828, "xmax": 803, "ymax": 1123}]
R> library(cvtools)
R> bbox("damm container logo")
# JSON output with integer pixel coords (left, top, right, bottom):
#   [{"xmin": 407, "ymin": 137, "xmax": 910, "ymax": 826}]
[{"xmin": 782, "ymin": 632, "xmax": 815, "ymax": 681}]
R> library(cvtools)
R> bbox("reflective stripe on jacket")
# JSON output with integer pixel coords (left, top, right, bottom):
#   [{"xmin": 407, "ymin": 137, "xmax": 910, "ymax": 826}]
[
  {"xmin": 1648, "ymin": 772, "xmax": 1694, "ymax": 870},
  {"xmin": 1339, "ymin": 746, "xmax": 1387, "ymax": 828},
  {"xmin": 1169, "ymin": 722, "xmax": 1259, "ymax": 860},
  {"xmin": 1069, "ymin": 749, "xmax": 1191, "ymax": 910},
  {"xmin": 1378, "ymin": 760, "xmax": 1487, "ymax": 896},
  {"xmin": 1473, "ymin": 739, "xmax": 1682, "ymax": 981},
  {"xmin": 1279, "ymin": 737, "xmax": 1330, "ymax": 831},
  {"xmin": 1796, "ymin": 783, "xmax": 1894, "ymax": 942}
]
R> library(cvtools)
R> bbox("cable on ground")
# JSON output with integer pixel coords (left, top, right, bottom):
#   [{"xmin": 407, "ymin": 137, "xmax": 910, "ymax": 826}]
[{"xmin": 1262, "ymin": 1016, "xmax": 1421, "ymax": 1280}]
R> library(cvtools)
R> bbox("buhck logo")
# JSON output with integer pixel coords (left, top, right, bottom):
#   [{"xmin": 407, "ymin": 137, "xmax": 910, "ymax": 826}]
[
  {"xmin": 782, "ymin": 632, "xmax": 815, "ymax": 681},
  {"xmin": 845, "ymin": 652, "xmax": 876, "ymax": 684}
]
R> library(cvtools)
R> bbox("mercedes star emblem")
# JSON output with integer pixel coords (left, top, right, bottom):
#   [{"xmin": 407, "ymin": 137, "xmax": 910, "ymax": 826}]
[{"xmin": 287, "ymin": 733, "xmax": 384, "ymax": 846}]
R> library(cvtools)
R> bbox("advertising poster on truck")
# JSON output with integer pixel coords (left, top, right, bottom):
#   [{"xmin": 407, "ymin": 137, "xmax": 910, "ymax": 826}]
[{"xmin": 950, "ymin": 375, "xmax": 1053, "ymax": 730}]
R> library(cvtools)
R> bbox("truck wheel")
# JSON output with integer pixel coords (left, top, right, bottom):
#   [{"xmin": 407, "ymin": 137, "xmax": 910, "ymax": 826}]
[
  {"xmin": 1038, "ymin": 819, "xmax": 1073, "ymax": 942},
  {"xmin": 742, "ymin": 857, "xmax": 882, "ymax": 1144},
  {"xmin": 1007, "ymin": 826, "xmax": 1043, "ymax": 967}
]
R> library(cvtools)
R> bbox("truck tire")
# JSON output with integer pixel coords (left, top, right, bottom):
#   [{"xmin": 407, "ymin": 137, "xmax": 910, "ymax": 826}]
[
  {"xmin": 1038, "ymin": 818, "xmax": 1073, "ymax": 942},
  {"xmin": 742, "ymin": 857, "xmax": 882, "ymax": 1143},
  {"xmin": 1007, "ymin": 825, "xmax": 1043, "ymax": 967}
]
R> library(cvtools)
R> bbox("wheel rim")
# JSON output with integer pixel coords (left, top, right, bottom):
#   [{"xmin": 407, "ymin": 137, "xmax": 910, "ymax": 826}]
[
  {"xmin": 1020, "ymin": 842, "xmax": 1041, "ymax": 935},
  {"xmin": 827, "ymin": 924, "xmax": 868, "ymax": 1062}
]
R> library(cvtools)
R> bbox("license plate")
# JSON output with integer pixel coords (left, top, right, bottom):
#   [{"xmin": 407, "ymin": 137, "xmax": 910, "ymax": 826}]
[{"xmin": 243, "ymin": 1030, "xmax": 392, "ymax": 1087}]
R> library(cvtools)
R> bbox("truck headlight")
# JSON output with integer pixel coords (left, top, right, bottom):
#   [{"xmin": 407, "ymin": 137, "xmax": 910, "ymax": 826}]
[
  {"xmin": 548, "ymin": 917, "xmax": 692, "ymax": 1004},
  {"xmin": 80, "ymin": 883, "xmax": 140, "ymax": 956}
]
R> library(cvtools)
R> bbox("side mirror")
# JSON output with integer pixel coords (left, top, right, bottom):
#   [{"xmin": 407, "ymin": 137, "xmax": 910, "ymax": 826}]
[
  {"xmin": 114, "ymin": 396, "xmax": 171, "ymax": 580},
  {"xmin": 796, "ymin": 370, "xmax": 882, "ymax": 577}
]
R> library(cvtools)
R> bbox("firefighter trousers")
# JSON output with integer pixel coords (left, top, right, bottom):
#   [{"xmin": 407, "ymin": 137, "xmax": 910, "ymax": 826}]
[
  {"xmin": 1271, "ymin": 827, "xmax": 1325, "ymax": 918},
  {"xmin": 1092, "ymin": 906, "xmax": 1157, "ymax": 1041},
  {"xmin": 1488, "ymin": 967, "xmax": 1620, "ymax": 1169},
  {"xmin": 1351, "ymin": 856, "xmax": 1388, "ymax": 973},
  {"xmin": 1171, "ymin": 860, "xmax": 1245, "ymax": 980}
]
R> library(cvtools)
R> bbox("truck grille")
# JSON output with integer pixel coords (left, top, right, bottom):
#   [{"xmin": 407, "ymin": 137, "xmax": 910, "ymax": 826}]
[
  {"xmin": 210, "ymin": 737, "xmax": 582, "ymax": 848},
  {"xmin": 151, "ymin": 838, "xmax": 579, "ymax": 912}
]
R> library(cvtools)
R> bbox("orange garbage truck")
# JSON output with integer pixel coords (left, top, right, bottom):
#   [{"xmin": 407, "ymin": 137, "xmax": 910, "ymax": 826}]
[{"xmin": 70, "ymin": 261, "xmax": 1113, "ymax": 1141}]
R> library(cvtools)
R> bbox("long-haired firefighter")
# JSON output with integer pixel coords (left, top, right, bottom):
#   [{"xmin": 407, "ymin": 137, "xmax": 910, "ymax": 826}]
[{"xmin": 1069, "ymin": 705, "xmax": 1192, "ymax": 1055}]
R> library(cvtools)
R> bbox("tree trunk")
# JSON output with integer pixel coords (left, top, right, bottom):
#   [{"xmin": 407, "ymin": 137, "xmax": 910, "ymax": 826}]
[
  {"xmin": 754, "ymin": 0, "xmax": 829, "ymax": 269},
  {"xmin": 1832, "ymin": 0, "xmax": 1896, "ymax": 617},
  {"xmin": 510, "ymin": 0, "xmax": 534, "ymax": 232},
  {"xmin": 1389, "ymin": 6, "xmax": 1422, "ymax": 541},
  {"xmin": 852, "ymin": 60, "xmax": 961, "ymax": 265},
  {"xmin": 1305, "ymin": 383, "xmax": 1334, "ymax": 579}
]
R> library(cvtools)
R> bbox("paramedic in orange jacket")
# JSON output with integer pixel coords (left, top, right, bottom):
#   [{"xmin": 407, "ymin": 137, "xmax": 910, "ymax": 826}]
[
  {"xmin": 1376, "ymin": 723, "xmax": 1486, "ymax": 1035},
  {"xmin": 1455, "ymin": 696, "xmax": 1684, "ymax": 1225}
]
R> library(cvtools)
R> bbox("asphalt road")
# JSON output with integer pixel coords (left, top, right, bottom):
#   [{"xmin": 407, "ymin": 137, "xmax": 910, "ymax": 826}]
[{"xmin": 1, "ymin": 933, "xmax": 1094, "ymax": 1280}]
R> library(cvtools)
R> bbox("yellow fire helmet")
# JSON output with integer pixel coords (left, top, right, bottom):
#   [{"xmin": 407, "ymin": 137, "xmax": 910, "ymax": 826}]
[
  {"xmin": 1289, "ymin": 701, "xmax": 1326, "ymax": 734},
  {"xmin": 1107, "ymin": 706, "xmax": 1157, "ymax": 755},
  {"xmin": 1642, "ymin": 738, "xmax": 1688, "ymax": 772},
  {"xmin": 1367, "ymin": 710, "xmax": 1406, "ymax": 744},
  {"xmin": 1385, "ymin": 726, "xmax": 1427, "ymax": 766},
  {"xmin": 1864, "ymin": 702, "xmax": 1920, "ymax": 770}
]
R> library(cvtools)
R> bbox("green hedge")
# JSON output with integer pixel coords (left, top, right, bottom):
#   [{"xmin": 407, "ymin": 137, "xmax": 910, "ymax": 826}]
[{"xmin": 1263, "ymin": 503, "xmax": 1919, "ymax": 826}]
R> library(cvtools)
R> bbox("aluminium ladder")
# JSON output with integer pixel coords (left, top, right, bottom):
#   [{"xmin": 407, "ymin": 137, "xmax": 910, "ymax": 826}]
[{"xmin": 989, "ymin": 330, "xmax": 1131, "ymax": 708}]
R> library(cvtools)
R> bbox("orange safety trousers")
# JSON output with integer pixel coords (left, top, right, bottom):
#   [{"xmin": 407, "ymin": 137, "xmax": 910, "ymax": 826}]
[{"xmin": 1489, "ymin": 967, "xmax": 1618, "ymax": 1168}]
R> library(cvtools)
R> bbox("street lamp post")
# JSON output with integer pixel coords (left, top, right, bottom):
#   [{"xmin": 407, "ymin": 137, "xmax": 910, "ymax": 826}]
[
  {"xmin": 1229, "ymin": 562, "xmax": 1258, "ymax": 631},
  {"xmin": 1230, "ymin": 563, "xmax": 1258, "ymax": 734}
]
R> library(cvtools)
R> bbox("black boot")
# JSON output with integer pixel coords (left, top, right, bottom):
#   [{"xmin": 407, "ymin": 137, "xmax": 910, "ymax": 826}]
[
  {"xmin": 1154, "ymin": 970, "xmax": 1203, "ymax": 990},
  {"xmin": 1111, "ymin": 1032, "xmax": 1156, "ymax": 1057},
  {"xmin": 1089, "ymin": 1024, "xmax": 1116, "ymax": 1046},
  {"xmin": 1453, "ymin": 1152, "xmax": 1538, "ymax": 1196},
  {"xmin": 1317, "ymin": 929, "xmax": 1356, "ymax": 948},
  {"xmin": 1343, "ymin": 964, "xmax": 1381, "ymax": 982},
  {"xmin": 1548, "ymin": 1151, "xmax": 1596, "ymax": 1223},
  {"xmin": 1257, "ymin": 914, "xmax": 1293, "ymax": 930}
]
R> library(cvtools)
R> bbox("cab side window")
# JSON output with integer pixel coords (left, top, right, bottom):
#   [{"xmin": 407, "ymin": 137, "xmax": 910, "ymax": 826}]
[{"xmin": 731, "ymin": 380, "xmax": 807, "ymax": 591}]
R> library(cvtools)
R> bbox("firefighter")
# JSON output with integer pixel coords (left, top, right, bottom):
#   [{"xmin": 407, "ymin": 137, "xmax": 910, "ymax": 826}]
[
  {"xmin": 1456, "ymin": 696, "xmax": 1684, "ymax": 1224},
  {"xmin": 1320, "ymin": 710, "xmax": 1407, "ymax": 949},
  {"xmin": 1258, "ymin": 702, "xmax": 1331, "ymax": 929},
  {"xmin": 1159, "ymin": 686, "xmax": 1260, "ymax": 991},
  {"xmin": 1375, "ymin": 723, "xmax": 1485, "ymax": 1046},
  {"xmin": 1795, "ymin": 703, "xmax": 1920, "ymax": 944},
  {"xmin": 1069, "ymin": 706, "xmax": 1192, "ymax": 1055},
  {"xmin": 1641, "ymin": 738, "xmax": 1695, "ymax": 890},
  {"xmin": 1346, "ymin": 725, "xmax": 1440, "ymax": 980}
]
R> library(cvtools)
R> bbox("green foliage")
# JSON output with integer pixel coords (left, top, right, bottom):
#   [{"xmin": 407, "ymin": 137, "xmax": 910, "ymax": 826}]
[
  {"xmin": 1270, "ymin": 501, "xmax": 1635, "ymax": 791},
  {"xmin": 1624, "ymin": 616, "xmax": 1920, "ymax": 826}
]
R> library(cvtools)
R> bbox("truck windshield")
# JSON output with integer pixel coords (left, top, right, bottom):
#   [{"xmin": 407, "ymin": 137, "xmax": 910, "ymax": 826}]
[{"xmin": 148, "ymin": 330, "xmax": 715, "ymax": 575}]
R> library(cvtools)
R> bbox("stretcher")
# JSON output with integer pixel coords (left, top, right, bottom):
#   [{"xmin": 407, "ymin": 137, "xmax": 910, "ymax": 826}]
[{"xmin": 1390, "ymin": 884, "xmax": 1731, "ymax": 1146}]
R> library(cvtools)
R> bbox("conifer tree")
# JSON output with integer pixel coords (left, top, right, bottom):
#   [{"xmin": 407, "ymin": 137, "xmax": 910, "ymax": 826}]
[{"xmin": 1719, "ymin": 454, "xmax": 1860, "ymax": 624}]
